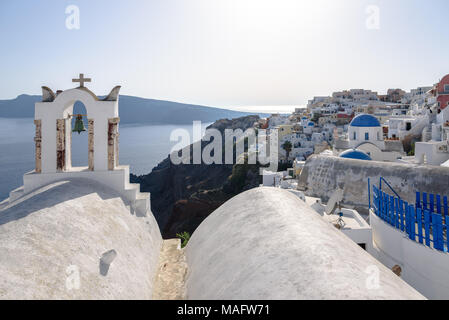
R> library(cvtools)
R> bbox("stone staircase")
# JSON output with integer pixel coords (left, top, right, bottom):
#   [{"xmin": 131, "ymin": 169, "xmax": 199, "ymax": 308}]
[
  {"xmin": 99, "ymin": 165, "xmax": 150, "ymax": 217},
  {"xmin": 422, "ymin": 124, "xmax": 432, "ymax": 142},
  {"xmin": 0, "ymin": 198, "xmax": 9, "ymax": 211},
  {"xmin": 8, "ymin": 186, "xmax": 24, "ymax": 203},
  {"xmin": 1, "ymin": 186, "xmax": 26, "ymax": 210},
  {"xmin": 123, "ymin": 181, "xmax": 150, "ymax": 217}
]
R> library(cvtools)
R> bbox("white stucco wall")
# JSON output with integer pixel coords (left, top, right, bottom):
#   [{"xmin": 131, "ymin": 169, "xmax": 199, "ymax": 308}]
[
  {"xmin": 348, "ymin": 126, "xmax": 384, "ymax": 149},
  {"xmin": 0, "ymin": 179, "xmax": 162, "ymax": 299},
  {"xmin": 185, "ymin": 187, "xmax": 424, "ymax": 300},
  {"xmin": 415, "ymin": 141, "xmax": 449, "ymax": 166},
  {"xmin": 339, "ymin": 208, "xmax": 374, "ymax": 254},
  {"xmin": 262, "ymin": 171, "xmax": 282, "ymax": 187},
  {"xmin": 356, "ymin": 143, "xmax": 402, "ymax": 162},
  {"xmin": 356, "ymin": 143, "xmax": 384, "ymax": 161},
  {"xmin": 437, "ymin": 107, "xmax": 449, "ymax": 125},
  {"xmin": 370, "ymin": 211, "xmax": 449, "ymax": 299}
]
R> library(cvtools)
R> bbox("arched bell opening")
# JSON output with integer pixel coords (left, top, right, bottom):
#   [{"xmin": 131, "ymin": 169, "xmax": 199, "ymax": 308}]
[
  {"xmin": 70, "ymin": 101, "xmax": 89, "ymax": 168},
  {"xmin": 57, "ymin": 100, "xmax": 94, "ymax": 172}
]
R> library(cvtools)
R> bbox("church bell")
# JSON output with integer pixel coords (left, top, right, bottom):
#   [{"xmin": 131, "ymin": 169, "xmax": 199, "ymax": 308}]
[{"xmin": 72, "ymin": 115, "xmax": 86, "ymax": 134}]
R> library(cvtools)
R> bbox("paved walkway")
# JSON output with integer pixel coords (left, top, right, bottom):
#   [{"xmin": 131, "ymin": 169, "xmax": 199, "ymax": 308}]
[{"xmin": 152, "ymin": 239, "xmax": 188, "ymax": 300}]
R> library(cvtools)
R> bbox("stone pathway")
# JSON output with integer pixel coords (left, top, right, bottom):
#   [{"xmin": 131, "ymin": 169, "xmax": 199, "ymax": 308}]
[{"xmin": 152, "ymin": 239, "xmax": 188, "ymax": 300}]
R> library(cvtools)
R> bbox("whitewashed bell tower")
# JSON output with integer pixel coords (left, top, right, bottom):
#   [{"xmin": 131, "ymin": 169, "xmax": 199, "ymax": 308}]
[
  {"xmin": 10, "ymin": 75, "xmax": 150, "ymax": 217},
  {"xmin": 35, "ymin": 74, "xmax": 120, "ymax": 173}
]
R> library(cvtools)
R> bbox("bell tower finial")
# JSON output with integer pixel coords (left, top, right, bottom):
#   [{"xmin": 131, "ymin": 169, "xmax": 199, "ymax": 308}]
[{"xmin": 72, "ymin": 73, "xmax": 91, "ymax": 88}]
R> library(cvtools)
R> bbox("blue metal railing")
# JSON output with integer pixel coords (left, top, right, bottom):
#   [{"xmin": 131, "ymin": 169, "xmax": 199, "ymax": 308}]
[
  {"xmin": 372, "ymin": 184, "xmax": 449, "ymax": 253},
  {"xmin": 379, "ymin": 177, "xmax": 401, "ymax": 200}
]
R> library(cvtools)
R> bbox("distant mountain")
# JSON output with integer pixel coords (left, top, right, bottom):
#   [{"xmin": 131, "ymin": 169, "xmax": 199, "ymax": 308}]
[
  {"xmin": 0, "ymin": 94, "xmax": 269, "ymax": 125},
  {"xmin": 0, "ymin": 95, "xmax": 41, "ymax": 118}
]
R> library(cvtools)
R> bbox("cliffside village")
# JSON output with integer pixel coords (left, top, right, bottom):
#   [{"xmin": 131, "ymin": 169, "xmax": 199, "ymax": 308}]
[
  {"xmin": 256, "ymin": 73, "xmax": 449, "ymax": 182},
  {"xmin": 255, "ymin": 74, "xmax": 449, "ymax": 299}
]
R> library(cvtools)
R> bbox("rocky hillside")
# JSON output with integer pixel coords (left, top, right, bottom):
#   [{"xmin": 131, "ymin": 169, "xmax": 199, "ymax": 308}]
[{"xmin": 131, "ymin": 116, "xmax": 261, "ymax": 238}]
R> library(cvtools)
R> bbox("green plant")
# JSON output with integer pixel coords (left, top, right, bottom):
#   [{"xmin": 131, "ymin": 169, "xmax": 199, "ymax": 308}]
[
  {"xmin": 282, "ymin": 140, "xmax": 293, "ymax": 160},
  {"xmin": 408, "ymin": 141, "xmax": 416, "ymax": 156},
  {"xmin": 176, "ymin": 231, "xmax": 191, "ymax": 248}
]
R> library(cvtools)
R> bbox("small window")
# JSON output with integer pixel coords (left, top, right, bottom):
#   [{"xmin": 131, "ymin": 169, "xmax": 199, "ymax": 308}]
[
  {"xmin": 353, "ymin": 132, "xmax": 357, "ymax": 140},
  {"xmin": 365, "ymin": 132, "xmax": 369, "ymax": 140},
  {"xmin": 444, "ymin": 84, "xmax": 449, "ymax": 92},
  {"xmin": 406, "ymin": 122, "xmax": 412, "ymax": 131}
]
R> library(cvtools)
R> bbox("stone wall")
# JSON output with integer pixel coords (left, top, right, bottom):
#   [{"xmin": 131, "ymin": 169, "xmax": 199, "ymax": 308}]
[{"xmin": 298, "ymin": 155, "xmax": 449, "ymax": 212}]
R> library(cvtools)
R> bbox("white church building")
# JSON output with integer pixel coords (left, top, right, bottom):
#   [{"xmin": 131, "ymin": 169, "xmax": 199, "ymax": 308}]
[{"xmin": 334, "ymin": 114, "xmax": 405, "ymax": 162}]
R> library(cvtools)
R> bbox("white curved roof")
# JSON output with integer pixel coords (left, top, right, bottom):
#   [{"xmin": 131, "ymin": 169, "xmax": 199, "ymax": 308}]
[
  {"xmin": 185, "ymin": 187, "xmax": 424, "ymax": 300},
  {"xmin": 0, "ymin": 179, "xmax": 162, "ymax": 299}
]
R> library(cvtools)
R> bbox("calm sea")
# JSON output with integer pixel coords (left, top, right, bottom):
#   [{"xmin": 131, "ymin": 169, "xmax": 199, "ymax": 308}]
[{"xmin": 0, "ymin": 118, "xmax": 210, "ymax": 201}]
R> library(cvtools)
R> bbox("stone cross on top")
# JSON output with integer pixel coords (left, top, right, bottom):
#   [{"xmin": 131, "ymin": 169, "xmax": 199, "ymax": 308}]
[{"xmin": 72, "ymin": 73, "xmax": 91, "ymax": 88}]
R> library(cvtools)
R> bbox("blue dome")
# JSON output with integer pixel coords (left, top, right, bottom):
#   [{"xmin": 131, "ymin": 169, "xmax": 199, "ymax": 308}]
[
  {"xmin": 339, "ymin": 149, "xmax": 372, "ymax": 161},
  {"xmin": 308, "ymin": 122, "xmax": 315, "ymax": 127},
  {"xmin": 350, "ymin": 114, "xmax": 380, "ymax": 127}
]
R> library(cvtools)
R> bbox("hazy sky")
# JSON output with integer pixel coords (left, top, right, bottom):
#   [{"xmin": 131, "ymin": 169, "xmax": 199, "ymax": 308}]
[{"xmin": 1, "ymin": 0, "xmax": 449, "ymax": 112}]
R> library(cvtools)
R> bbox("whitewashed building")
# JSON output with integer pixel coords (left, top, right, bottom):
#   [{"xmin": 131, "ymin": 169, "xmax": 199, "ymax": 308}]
[
  {"xmin": 334, "ymin": 114, "xmax": 404, "ymax": 162},
  {"xmin": 268, "ymin": 114, "xmax": 290, "ymax": 128},
  {"xmin": 387, "ymin": 115, "xmax": 429, "ymax": 140},
  {"xmin": 415, "ymin": 106, "xmax": 449, "ymax": 166}
]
